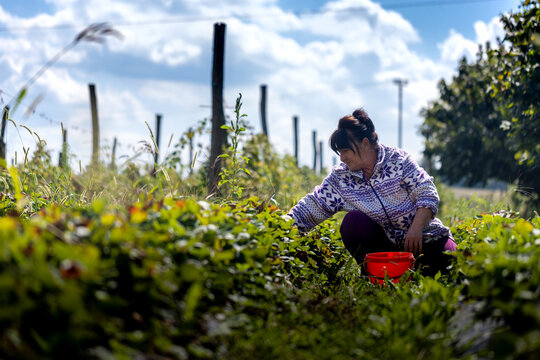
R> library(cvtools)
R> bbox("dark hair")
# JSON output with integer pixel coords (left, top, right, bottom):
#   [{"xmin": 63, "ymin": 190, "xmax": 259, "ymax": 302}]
[{"xmin": 329, "ymin": 108, "xmax": 378, "ymax": 154}]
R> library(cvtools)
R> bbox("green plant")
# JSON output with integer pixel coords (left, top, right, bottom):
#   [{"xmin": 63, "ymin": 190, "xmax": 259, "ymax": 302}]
[
  {"xmin": 450, "ymin": 212, "xmax": 540, "ymax": 358},
  {"xmin": 218, "ymin": 94, "xmax": 251, "ymax": 200}
]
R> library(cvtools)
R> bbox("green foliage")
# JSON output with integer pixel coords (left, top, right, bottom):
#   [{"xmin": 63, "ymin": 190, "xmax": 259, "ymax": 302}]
[
  {"xmin": 1, "ymin": 82, "xmax": 539, "ymax": 359},
  {"xmin": 420, "ymin": 52, "xmax": 513, "ymax": 185},
  {"xmin": 491, "ymin": 0, "xmax": 540, "ymax": 167},
  {"xmin": 421, "ymin": 0, "xmax": 540, "ymax": 213},
  {"xmin": 451, "ymin": 212, "xmax": 540, "ymax": 358},
  {"xmin": 240, "ymin": 133, "xmax": 324, "ymax": 209},
  {"xmin": 0, "ymin": 189, "xmax": 538, "ymax": 359},
  {"xmin": 0, "ymin": 196, "xmax": 348, "ymax": 358},
  {"xmin": 218, "ymin": 94, "xmax": 251, "ymax": 200},
  {"xmin": 0, "ymin": 142, "xmax": 83, "ymax": 217}
]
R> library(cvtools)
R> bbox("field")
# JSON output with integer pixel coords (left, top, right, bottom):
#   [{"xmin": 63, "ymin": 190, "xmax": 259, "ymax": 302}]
[
  {"xmin": 448, "ymin": 187, "xmax": 507, "ymax": 202},
  {"xmin": 0, "ymin": 125, "xmax": 539, "ymax": 360}
]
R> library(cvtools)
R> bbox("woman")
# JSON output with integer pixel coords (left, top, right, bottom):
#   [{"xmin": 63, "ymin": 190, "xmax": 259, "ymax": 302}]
[{"xmin": 288, "ymin": 109, "xmax": 456, "ymax": 276}]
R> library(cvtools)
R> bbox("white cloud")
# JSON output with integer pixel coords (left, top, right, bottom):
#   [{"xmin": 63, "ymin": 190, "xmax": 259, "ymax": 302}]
[
  {"xmin": 0, "ymin": 38, "xmax": 33, "ymax": 77},
  {"xmin": 474, "ymin": 16, "xmax": 505, "ymax": 46},
  {"xmin": 37, "ymin": 68, "xmax": 88, "ymax": 104},
  {"xmin": 438, "ymin": 29, "xmax": 478, "ymax": 64},
  {"xmin": 304, "ymin": 0, "xmax": 420, "ymax": 60},
  {"xmin": 2, "ymin": 0, "xmax": 513, "ymax": 168},
  {"xmin": 438, "ymin": 16, "xmax": 505, "ymax": 66},
  {"xmin": 45, "ymin": 0, "xmax": 78, "ymax": 6},
  {"xmin": 229, "ymin": 22, "xmax": 346, "ymax": 73},
  {"xmin": 229, "ymin": 20, "xmax": 306, "ymax": 67},
  {"xmin": 150, "ymin": 39, "xmax": 202, "ymax": 66}
]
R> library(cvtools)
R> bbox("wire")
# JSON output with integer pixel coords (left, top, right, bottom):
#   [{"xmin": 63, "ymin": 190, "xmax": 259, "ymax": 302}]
[
  {"xmin": 0, "ymin": 87, "xmax": 124, "ymax": 150},
  {"xmin": 0, "ymin": 0, "xmax": 506, "ymax": 33},
  {"xmin": 376, "ymin": 0, "xmax": 504, "ymax": 10}
]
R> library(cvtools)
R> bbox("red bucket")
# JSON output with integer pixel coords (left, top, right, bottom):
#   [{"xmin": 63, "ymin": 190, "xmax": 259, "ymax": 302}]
[{"xmin": 364, "ymin": 252, "xmax": 415, "ymax": 285}]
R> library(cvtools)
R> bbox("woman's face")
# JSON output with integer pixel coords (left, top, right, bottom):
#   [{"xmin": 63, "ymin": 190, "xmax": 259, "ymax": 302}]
[
  {"xmin": 338, "ymin": 139, "xmax": 372, "ymax": 171},
  {"xmin": 339, "ymin": 145, "xmax": 364, "ymax": 171}
]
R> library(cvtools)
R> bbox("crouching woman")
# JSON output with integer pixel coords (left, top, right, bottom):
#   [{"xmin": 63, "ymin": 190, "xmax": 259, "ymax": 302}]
[{"xmin": 288, "ymin": 109, "xmax": 456, "ymax": 276}]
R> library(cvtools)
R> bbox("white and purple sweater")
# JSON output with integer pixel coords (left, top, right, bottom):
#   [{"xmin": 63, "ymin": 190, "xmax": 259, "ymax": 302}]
[{"xmin": 288, "ymin": 144, "xmax": 452, "ymax": 245}]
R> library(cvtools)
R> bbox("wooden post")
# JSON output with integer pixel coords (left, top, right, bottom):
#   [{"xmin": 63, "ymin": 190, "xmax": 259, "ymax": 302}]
[
  {"xmin": 312, "ymin": 130, "xmax": 317, "ymax": 172},
  {"xmin": 293, "ymin": 116, "xmax": 298, "ymax": 167},
  {"xmin": 260, "ymin": 84, "xmax": 268, "ymax": 138},
  {"xmin": 207, "ymin": 22, "xmax": 227, "ymax": 195},
  {"xmin": 153, "ymin": 114, "xmax": 162, "ymax": 176},
  {"xmin": 111, "ymin": 137, "xmax": 117, "ymax": 170},
  {"xmin": 0, "ymin": 106, "xmax": 8, "ymax": 160},
  {"xmin": 319, "ymin": 140, "xmax": 323, "ymax": 174},
  {"xmin": 58, "ymin": 128, "xmax": 67, "ymax": 167},
  {"xmin": 154, "ymin": 114, "xmax": 162, "ymax": 165},
  {"xmin": 189, "ymin": 136, "xmax": 194, "ymax": 176},
  {"xmin": 89, "ymin": 84, "xmax": 100, "ymax": 165}
]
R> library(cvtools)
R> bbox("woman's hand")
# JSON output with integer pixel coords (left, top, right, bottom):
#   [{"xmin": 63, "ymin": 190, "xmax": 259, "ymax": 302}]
[
  {"xmin": 404, "ymin": 227, "xmax": 423, "ymax": 255},
  {"xmin": 404, "ymin": 207, "xmax": 433, "ymax": 256}
]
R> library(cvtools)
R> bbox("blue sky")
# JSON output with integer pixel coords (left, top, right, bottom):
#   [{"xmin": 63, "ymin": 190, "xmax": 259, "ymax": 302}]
[{"xmin": 0, "ymin": 0, "xmax": 522, "ymax": 173}]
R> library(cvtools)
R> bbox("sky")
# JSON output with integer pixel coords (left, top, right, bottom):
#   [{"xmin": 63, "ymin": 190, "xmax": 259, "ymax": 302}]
[{"xmin": 0, "ymin": 0, "xmax": 523, "ymax": 174}]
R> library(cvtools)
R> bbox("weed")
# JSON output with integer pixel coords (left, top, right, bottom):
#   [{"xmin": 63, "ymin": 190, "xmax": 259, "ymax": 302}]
[{"xmin": 218, "ymin": 93, "xmax": 251, "ymax": 201}]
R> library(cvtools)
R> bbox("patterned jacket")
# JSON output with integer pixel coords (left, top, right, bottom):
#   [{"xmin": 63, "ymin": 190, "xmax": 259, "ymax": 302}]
[{"xmin": 288, "ymin": 144, "xmax": 452, "ymax": 245}]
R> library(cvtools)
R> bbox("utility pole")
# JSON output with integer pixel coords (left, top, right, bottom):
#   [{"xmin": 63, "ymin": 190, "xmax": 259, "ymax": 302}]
[
  {"xmin": 260, "ymin": 84, "xmax": 268, "ymax": 138},
  {"xmin": 393, "ymin": 78, "xmax": 408, "ymax": 149}
]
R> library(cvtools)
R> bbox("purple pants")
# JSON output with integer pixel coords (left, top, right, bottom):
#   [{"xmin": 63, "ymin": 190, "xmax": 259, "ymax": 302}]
[{"xmin": 340, "ymin": 211, "xmax": 456, "ymax": 276}]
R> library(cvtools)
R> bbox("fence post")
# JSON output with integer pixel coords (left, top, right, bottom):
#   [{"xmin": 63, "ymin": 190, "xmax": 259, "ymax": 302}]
[
  {"xmin": 58, "ymin": 128, "xmax": 67, "ymax": 168},
  {"xmin": 312, "ymin": 130, "xmax": 317, "ymax": 172},
  {"xmin": 207, "ymin": 22, "xmax": 227, "ymax": 195},
  {"xmin": 260, "ymin": 84, "xmax": 268, "ymax": 138},
  {"xmin": 153, "ymin": 113, "xmax": 162, "ymax": 176},
  {"xmin": 111, "ymin": 137, "xmax": 117, "ymax": 170},
  {"xmin": 155, "ymin": 114, "xmax": 162, "ymax": 164},
  {"xmin": 319, "ymin": 140, "xmax": 323, "ymax": 174},
  {"xmin": 293, "ymin": 116, "xmax": 298, "ymax": 167},
  {"xmin": 0, "ymin": 106, "xmax": 8, "ymax": 160},
  {"xmin": 189, "ymin": 136, "xmax": 194, "ymax": 176},
  {"xmin": 88, "ymin": 83, "xmax": 100, "ymax": 165}
]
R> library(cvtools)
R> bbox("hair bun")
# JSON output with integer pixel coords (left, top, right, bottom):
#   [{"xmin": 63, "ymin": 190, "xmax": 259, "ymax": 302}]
[
  {"xmin": 330, "ymin": 108, "xmax": 379, "ymax": 151},
  {"xmin": 352, "ymin": 108, "xmax": 375, "ymax": 133}
]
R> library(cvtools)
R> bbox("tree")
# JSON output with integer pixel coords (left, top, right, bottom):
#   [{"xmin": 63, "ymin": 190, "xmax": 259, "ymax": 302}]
[
  {"xmin": 490, "ymin": 0, "xmax": 540, "ymax": 202},
  {"xmin": 421, "ymin": 0, "xmax": 539, "ymax": 209}
]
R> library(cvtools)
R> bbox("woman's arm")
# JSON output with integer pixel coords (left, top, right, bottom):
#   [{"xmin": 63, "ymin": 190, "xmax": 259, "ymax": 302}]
[
  {"xmin": 404, "ymin": 207, "xmax": 433, "ymax": 255},
  {"xmin": 399, "ymin": 153, "xmax": 440, "ymax": 254},
  {"xmin": 401, "ymin": 154, "xmax": 439, "ymax": 217},
  {"xmin": 288, "ymin": 174, "xmax": 342, "ymax": 232}
]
